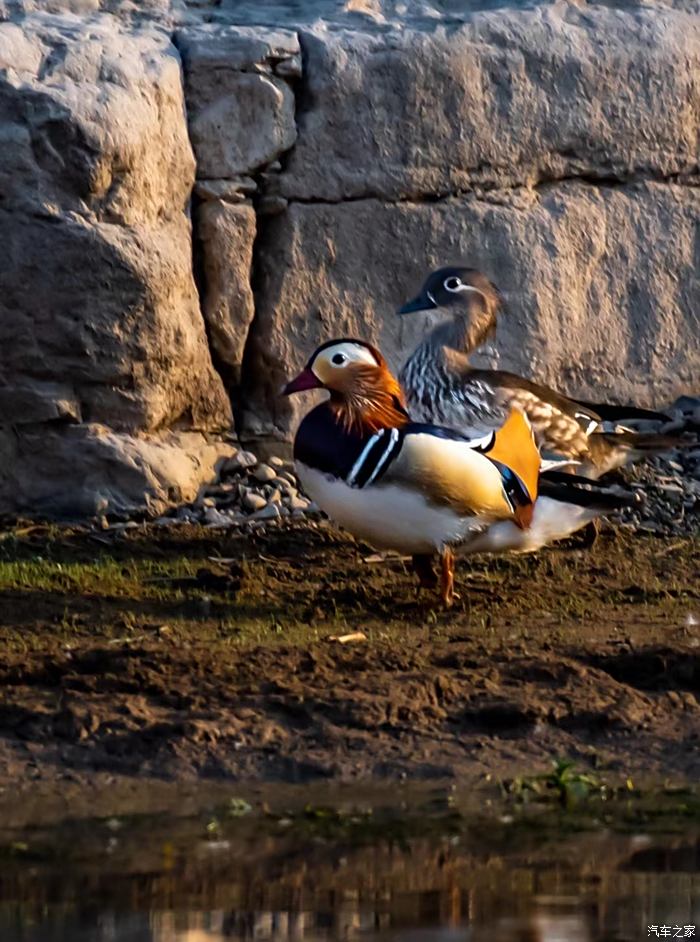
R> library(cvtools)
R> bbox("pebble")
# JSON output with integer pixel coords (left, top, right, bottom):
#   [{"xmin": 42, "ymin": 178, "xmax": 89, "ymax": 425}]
[
  {"xmin": 242, "ymin": 491, "xmax": 267, "ymax": 513},
  {"xmin": 252, "ymin": 463, "xmax": 276, "ymax": 483},
  {"xmin": 269, "ymin": 456, "xmax": 285, "ymax": 468},
  {"xmin": 252, "ymin": 503, "xmax": 281, "ymax": 521},
  {"xmin": 225, "ymin": 451, "xmax": 257, "ymax": 473},
  {"xmin": 289, "ymin": 495, "xmax": 309, "ymax": 512},
  {"xmin": 204, "ymin": 507, "xmax": 231, "ymax": 528}
]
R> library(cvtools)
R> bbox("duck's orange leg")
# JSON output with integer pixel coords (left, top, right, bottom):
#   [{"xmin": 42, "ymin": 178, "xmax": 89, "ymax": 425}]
[{"xmin": 440, "ymin": 548, "xmax": 455, "ymax": 608}]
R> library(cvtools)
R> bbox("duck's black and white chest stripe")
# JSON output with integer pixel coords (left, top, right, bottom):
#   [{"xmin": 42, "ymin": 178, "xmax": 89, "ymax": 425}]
[
  {"xmin": 345, "ymin": 427, "xmax": 403, "ymax": 488},
  {"xmin": 293, "ymin": 404, "xmax": 404, "ymax": 489}
]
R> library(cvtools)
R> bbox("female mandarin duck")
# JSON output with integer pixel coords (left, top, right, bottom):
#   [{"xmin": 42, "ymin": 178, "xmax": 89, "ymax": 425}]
[
  {"xmin": 283, "ymin": 339, "xmax": 633, "ymax": 606},
  {"xmin": 398, "ymin": 266, "xmax": 676, "ymax": 478}
]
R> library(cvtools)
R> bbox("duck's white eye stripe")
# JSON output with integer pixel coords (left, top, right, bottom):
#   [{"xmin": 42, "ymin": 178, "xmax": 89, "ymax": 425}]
[
  {"xmin": 365, "ymin": 427, "xmax": 400, "ymax": 486},
  {"xmin": 346, "ymin": 432, "xmax": 383, "ymax": 487},
  {"xmin": 450, "ymin": 284, "xmax": 489, "ymax": 301}
]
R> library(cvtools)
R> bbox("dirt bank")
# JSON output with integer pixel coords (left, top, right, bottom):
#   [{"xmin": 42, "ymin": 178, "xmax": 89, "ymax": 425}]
[{"xmin": 0, "ymin": 521, "xmax": 697, "ymax": 790}]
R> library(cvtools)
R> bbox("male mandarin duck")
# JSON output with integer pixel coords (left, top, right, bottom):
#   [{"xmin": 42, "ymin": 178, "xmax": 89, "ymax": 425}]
[
  {"xmin": 398, "ymin": 266, "xmax": 678, "ymax": 478},
  {"xmin": 283, "ymin": 339, "xmax": 634, "ymax": 606}
]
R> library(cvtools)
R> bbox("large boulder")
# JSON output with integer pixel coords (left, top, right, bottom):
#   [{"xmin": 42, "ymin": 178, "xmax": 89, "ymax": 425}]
[
  {"xmin": 0, "ymin": 425, "xmax": 233, "ymax": 518},
  {"xmin": 241, "ymin": 182, "xmax": 700, "ymax": 443},
  {"xmin": 0, "ymin": 13, "xmax": 232, "ymax": 515}
]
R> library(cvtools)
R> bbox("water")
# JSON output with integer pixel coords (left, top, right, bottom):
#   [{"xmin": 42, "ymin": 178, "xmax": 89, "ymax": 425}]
[{"xmin": 0, "ymin": 786, "xmax": 698, "ymax": 942}]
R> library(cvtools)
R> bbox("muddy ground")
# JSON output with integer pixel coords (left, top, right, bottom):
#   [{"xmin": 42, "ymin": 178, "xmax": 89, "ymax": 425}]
[{"xmin": 0, "ymin": 520, "xmax": 697, "ymax": 792}]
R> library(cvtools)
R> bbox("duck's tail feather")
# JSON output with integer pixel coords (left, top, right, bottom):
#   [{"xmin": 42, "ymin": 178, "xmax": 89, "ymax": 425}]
[
  {"xmin": 539, "ymin": 469, "xmax": 638, "ymax": 512},
  {"xmin": 573, "ymin": 399, "xmax": 670, "ymax": 424},
  {"xmin": 586, "ymin": 429, "xmax": 692, "ymax": 474}
]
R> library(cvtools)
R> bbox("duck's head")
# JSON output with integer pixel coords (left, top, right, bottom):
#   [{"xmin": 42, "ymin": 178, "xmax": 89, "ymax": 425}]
[
  {"xmin": 283, "ymin": 339, "xmax": 408, "ymax": 433},
  {"xmin": 398, "ymin": 266, "xmax": 501, "ymax": 353}
]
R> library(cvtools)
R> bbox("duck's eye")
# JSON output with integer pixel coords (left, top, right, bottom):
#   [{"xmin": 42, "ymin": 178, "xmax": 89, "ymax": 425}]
[
  {"xmin": 331, "ymin": 353, "xmax": 347, "ymax": 366},
  {"xmin": 444, "ymin": 277, "xmax": 462, "ymax": 292}
]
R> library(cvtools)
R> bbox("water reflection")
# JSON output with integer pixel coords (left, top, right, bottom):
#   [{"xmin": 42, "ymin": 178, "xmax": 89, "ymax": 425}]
[{"xmin": 0, "ymin": 809, "xmax": 699, "ymax": 942}]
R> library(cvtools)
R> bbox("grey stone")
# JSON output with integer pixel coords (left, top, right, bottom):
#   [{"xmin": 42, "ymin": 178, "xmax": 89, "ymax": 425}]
[
  {"xmin": 178, "ymin": 24, "xmax": 298, "ymax": 178},
  {"xmin": 224, "ymin": 450, "xmax": 257, "ymax": 472},
  {"xmin": 195, "ymin": 178, "xmax": 257, "ymax": 202},
  {"xmin": 258, "ymin": 195, "xmax": 289, "ymax": 215},
  {"xmin": 252, "ymin": 463, "xmax": 276, "ymax": 482},
  {"xmin": 0, "ymin": 424, "xmax": 235, "ymax": 517},
  {"xmin": 252, "ymin": 502, "xmax": 281, "ymax": 520},
  {"xmin": 204, "ymin": 506, "xmax": 231, "ymax": 527},
  {"xmin": 242, "ymin": 490, "xmax": 266, "ymax": 512},
  {"xmin": 176, "ymin": 24, "xmax": 300, "ymax": 71},
  {"xmin": 197, "ymin": 201, "xmax": 256, "ymax": 385}
]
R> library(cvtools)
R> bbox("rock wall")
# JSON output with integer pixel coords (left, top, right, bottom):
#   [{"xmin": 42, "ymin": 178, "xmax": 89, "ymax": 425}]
[{"xmin": 0, "ymin": 0, "xmax": 698, "ymax": 513}]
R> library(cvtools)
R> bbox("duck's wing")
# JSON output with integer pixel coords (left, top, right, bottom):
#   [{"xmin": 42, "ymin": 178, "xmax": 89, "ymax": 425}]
[
  {"xmin": 382, "ymin": 410, "xmax": 540, "ymax": 527},
  {"xmin": 461, "ymin": 368, "xmax": 601, "ymax": 463}
]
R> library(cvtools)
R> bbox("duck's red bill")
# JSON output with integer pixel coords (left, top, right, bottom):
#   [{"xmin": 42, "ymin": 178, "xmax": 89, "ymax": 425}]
[{"xmin": 282, "ymin": 367, "xmax": 322, "ymax": 395}]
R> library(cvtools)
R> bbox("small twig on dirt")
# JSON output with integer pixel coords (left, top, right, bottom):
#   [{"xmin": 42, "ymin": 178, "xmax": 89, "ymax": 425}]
[
  {"xmin": 362, "ymin": 553, "xmax": 410, "ymax": 564},
  {"xmin": 327, "ymin": 632, "xmax": 368, "ymax": 644},
  {"xmin": 653, "ymin": 540, "xmax": 688, "ymax": 558}
]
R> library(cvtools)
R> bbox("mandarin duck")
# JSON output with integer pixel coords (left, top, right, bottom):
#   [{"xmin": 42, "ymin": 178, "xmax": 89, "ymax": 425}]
[
  {"xmin": 283, "ymin": 339, "xmax": 634, "ymax": 606},
  {"xmin": 398, "ymin": 266, "xmax": 678, "ymax": 479}
]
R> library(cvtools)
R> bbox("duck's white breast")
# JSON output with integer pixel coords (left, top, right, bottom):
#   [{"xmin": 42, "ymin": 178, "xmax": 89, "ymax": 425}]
[{"xmin": 296, "ymin": 463, "xmax": 481, "ymax": 555}]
